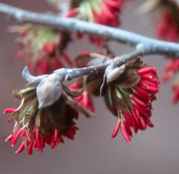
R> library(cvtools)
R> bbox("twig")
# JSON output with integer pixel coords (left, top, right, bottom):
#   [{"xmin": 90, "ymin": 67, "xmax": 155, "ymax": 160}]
[
  {"xmin": 24, "ymin": 49, "xmax": 143, "ymax": 83},
  {"xmin": 1, "ymin": 3, "xmax": 179, "ymax": 57},
  {"xmin": 65, "ymin": 49, "xmax": 143, "ymax": 80}
]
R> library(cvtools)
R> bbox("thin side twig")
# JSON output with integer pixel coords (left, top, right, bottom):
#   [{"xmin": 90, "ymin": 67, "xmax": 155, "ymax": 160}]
[{"xmin": 24, "ymin": 49, "xmax": 143, "ymax": 83}]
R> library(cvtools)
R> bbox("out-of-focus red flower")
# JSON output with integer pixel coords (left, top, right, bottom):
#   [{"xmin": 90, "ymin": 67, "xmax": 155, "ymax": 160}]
[
  {"xmin": 162, "ymin": 59, "xmax": 179, "ymax": 104},
  {"xmin": 163, "ymin": 59, "xmax": 179, "ymax": 81},
  {"xmin": 172, "ymin": 83, "xmax": 179, "ymax": 103},
  {"xmin": 68, "ymin": 0, "xmax": 124, "ymax": 46},
  {"xmin": 28, "ymin": 53, "xmax": 73, "ymax": 75},
  {"xmin": 69, "ymin": 82, "xmax": 95, "ymax": 112},
  {"xmin": 157, "ymin": 10, "xmax": 179, "ymax": 42},
  {"xmin": 11, "ymin": 25, "xmax": 73, "ymax": 75},
  {"xmin": 92, "ymin": 0, "xmax": 124, "ymax": 27},
  {"xmin": 29, "ymin": 57, "xmax": 64, "ymax": 75}
]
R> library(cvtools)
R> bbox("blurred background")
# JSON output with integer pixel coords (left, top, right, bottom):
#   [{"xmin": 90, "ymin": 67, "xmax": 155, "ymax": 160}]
[{"xmin": 1, "ymin": 0, "xmax": 179, "ymax": 174}]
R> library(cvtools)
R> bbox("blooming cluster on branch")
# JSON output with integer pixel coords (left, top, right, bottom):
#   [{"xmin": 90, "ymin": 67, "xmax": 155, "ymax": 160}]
[
  {"xmin": 1, "ymin": 0, "xmax": 179, "ymax": 156},
  {"xmin": 3, "ymin": 54, "xmax": 159, "ymax": 154}
]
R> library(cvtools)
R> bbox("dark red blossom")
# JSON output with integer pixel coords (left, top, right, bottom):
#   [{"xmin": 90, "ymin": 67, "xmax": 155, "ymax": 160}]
[
  {"xmin": 157, "ymin": 10, "xmax": 179, "ymax": 42},
  {"xmin": 3, "ymin": 87, "xmax": 79, "ymax": 155},
  {"xmin": 12, "ymin": 25, "xmax": 73, "ymax": 75},
  {"xmin": 29, "ymin": 57, "xmax": 64, "ymax": 75},
  {"xmin": 69, "ymin": 0, "xmax": 124, "ymax": 46},
  {"xmin": 172, "ymin": 84, "xmax": 179, "ymax": 103},
  {"xmin": 93, "ymin": 0, "xmax": 124, "ymax": 27},
  {"xmin": 28, "ymin": 53, "xmax": 73, "ymax": 75},
  {"xmin": 162, "ymin": 59, "xmax": 179, "ymax": 103},
  {"xmin": 105, "ymin": 63, "xmax": 159, "ymax": 143},
  {"xmin": 163, "ymin": 59, "xmax": 179, "ymax": 81}
]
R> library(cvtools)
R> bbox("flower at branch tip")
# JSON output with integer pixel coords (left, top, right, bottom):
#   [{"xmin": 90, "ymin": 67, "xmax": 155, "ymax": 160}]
[
  {"xmin": 3, "ymin": 86, "xmax": 79, "ymax": 155},
  {"xmin": 104, "ymin": 59, "xmax": 159, "ymax": 143}
]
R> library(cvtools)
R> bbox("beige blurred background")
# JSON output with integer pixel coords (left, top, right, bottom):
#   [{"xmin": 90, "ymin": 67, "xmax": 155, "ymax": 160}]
[{"xmin": 1, "ymin": 0, "xmax": 179, "ymax": 174}]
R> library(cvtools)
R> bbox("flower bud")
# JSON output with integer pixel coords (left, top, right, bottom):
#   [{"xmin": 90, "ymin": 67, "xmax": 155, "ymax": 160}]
[{"xmin": 36, "ymin": 73, "xmax": 62, "ymax": 109}]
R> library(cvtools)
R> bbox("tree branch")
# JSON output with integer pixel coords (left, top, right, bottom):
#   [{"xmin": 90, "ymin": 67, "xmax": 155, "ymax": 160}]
[{"xmin": 1, "ymin": 3, "xmax": 179, "ymax": 57}]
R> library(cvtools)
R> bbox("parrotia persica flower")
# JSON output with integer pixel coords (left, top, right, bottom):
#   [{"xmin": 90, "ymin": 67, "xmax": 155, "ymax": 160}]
[
  {"xmin": 156, "ymin": 0, "xmax": 179, "ymax": 42},
  {"xmin": 29, "ymin": 54, "xmax": 72, "ymax": 75},
  {"xmin": 12, "ymin": 24, "xmax": 74, "ymax": 74},
  {"xmin": 104, "ymin": 59, "xmax": 159, "ymax": 143},
  {"xmin": 3, "ymin": 87, "xmax": 79, "ymax": 155},
  {"xmin": 68, "ymin": 0, "xmax": 124, "ymax": 45},
  {"xmin": 163, "ymin": 59, "xmax": 179, "ymax": 103},
  {"xmin": 157, "ymin": 9, "xmax": 179, "ymax": 42},
  {"xmin": 69, "ymin": 0, "xmax": 124, "ymax": 26}
]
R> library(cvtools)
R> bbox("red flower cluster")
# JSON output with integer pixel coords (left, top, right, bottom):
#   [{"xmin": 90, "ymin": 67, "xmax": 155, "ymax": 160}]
[
  {"xmin": 67, "ymin": 0, "xmax": 124, "ymax": 45},
  {"xmin": 92, "ymin": 0, "xmax": 124, "ymax": 45},
  {"xmin": 3, "ymin": 76, "xmax": 97, "ymax": 155},
  {"xmin": 172, "ymin": 84, "xmax": 179, "ymax": 103},
  {"xmin": 12, "ymin": 25, "xmax": 72, "ymax": 75},
  {"xmin": 93, "ymin": 0, "xmax": 124, "ymax": 26},
  {"xmin": 5, "ymin": 127, "xmax": 76, "ymax": 155},
  {"xmin": 4, "ymin": 115, "xmax": 78, "ymax": 155},
  {"xmin": 112, "ymin": 66, "xmax": 159, "ymax": 143},
  {"xmin": 3, "ymin": 88, "xmax": 79, "ymax": 155},
  {"xmin": 163, "ymin": 59, "xmax": 179, "ymax": 80},
  {"xmin": 29, "ymin": 54, "xmax": 72, "ymax": 75},
  {"xmin": 29, "ymin": 57, "xmax": 63, "ymax": 75},
  {"xmin": 70, "ymin": 0, "xmax": 124, "ymax": 27},
  {"xmin": 163, "ymin": 59, "xmax": 179, "ymax": 103},
  {"xmin": 157, "ymin": 10, "xmax": 179, "ymax": 42}
]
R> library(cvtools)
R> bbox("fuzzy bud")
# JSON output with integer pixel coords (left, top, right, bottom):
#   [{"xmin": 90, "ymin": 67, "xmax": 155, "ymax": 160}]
[
  {"xmin": 36, "ymin": 73, "xmax": 63, "ymax": 109},
  {"xmin": 105, "ymin": 64, "xmax": 126, "ymax": 83}
]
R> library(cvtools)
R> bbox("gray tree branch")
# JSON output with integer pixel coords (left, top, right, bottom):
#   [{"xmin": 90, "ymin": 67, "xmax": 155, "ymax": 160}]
[{"xmin": 1, "ymin": 3, "xmax": 179, "ymax": 57}]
